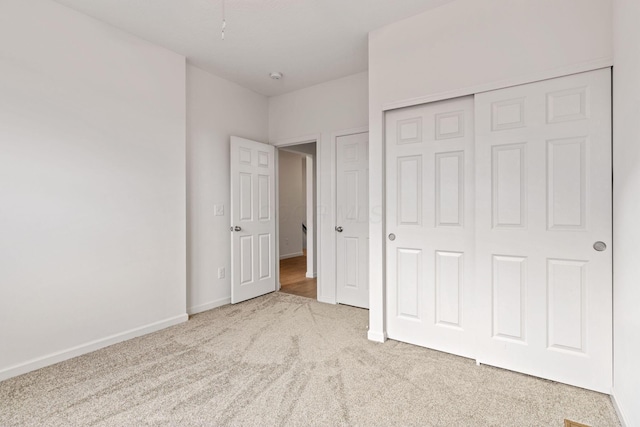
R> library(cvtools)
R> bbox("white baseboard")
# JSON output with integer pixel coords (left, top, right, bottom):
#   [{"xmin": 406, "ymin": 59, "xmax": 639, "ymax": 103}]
[
  {"xmin": 367, "ymin": 330, "xmax": 387, "ymax": 343},
  {"xmin": 280, "ymin": 251, "xmax": 304, "ymax": 260},
  {"xmin": 187, "ymin": 297, "xmax": 230, "ymax": 315},
  {"xmin": 305, "ymin": 272, "xmax": 317, "ymax": 278},
  {"xmin": 0, "ymin": 313, "xmax": 188, "ymax": 382},
  {"xmin": 611, "ymin": 389, "xmax": 629, "ymax": 427}
]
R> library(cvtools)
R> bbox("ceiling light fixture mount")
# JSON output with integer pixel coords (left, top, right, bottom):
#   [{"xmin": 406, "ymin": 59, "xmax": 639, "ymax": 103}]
[
  {"xmin": 221, "ymin": 0, "xmax": 226, "ymax": 40},
  {"xmin": 269, "ymin": 72, "xmax": 283, "ymax": 80}
]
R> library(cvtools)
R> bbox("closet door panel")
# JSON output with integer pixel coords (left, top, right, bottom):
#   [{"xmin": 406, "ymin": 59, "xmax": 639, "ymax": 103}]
[
  {"xmin": 474, "ymin": 68, "xmax": 612, "ymax": 393},
  {"xmin": 385, "ymin": 96, "xmax": 475, "ymax": 358}
]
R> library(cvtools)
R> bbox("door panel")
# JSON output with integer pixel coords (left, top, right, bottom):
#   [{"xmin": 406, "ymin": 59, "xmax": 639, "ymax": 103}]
[
  {"xmin": 230, "ymin": 136, "xmax": 276, "ymax": 303},
  {"xmin": 474, "ymin": 68, "xmax": 612, "ymax": 392},
  {"xmin": 385, "ymin": 96, "xmax": 475, "ymax": 358},
  {"xmin": 435, "ymin": 251, "xmax": 463, "ymax": 327},
  {"xmin": 336, "ymin": 132, "xmax": 369, "ymax": 308},
  {"xmin": 492, "ymin": 143, "xmax": 527, "ymax": 228},
  {"xmin": 397, "ymin": 156, "xmax": 422, "ymax": 225},
  {"xmin": 492, "ymin": 255, "xmax": 527, "ymax": 342},
  {"xmin": 435, "ymin": 151, "xmax": 464, "ymax": 226},
  {"xmin": 397, "ymin": 248, "xmax": 422, "ymax": 319}
]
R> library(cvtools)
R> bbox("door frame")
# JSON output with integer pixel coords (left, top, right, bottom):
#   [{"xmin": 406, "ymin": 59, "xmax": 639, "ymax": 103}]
[
  {"xmin": 272, "ymin": 134, "xmax": 320, "ymax": 297},
  {"xmin": 332, "ymin": 127, "xmax": 369, "ymax": 306}
]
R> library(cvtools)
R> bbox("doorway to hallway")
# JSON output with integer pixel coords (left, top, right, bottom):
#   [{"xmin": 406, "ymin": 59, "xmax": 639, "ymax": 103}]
[
  {"xmin": 279, "ymin": 250, "xmax": 317, "ymax": 299},
  {"xmin": 277, "ymin": 142, "xmax": 317, "ymax": 300}
]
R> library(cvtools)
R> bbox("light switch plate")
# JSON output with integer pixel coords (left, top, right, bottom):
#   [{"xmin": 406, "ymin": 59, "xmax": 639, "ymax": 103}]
[
  {"xmin": 218, "ymin": 267, "xmax": 225, "ymax": 279},
  {"xmin": 214, "ymin": 204, "xmax": 224, "ymax": 216}
]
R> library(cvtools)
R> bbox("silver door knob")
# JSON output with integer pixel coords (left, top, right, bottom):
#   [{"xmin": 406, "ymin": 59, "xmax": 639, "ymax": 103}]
[
  {"xmin": 230, "ymin": 226, "xmax": 242, "ymax": 232},
  {"xmin": 593, "ymin": 241, "xmax": 607, "ymax": 251},
  {"xmin": 388, "ymin": 233, "xmax": 396, "ymax": 241},
  {"xmin": 335, "ymin": 226, "xmax": 343, "ymax": 233}
]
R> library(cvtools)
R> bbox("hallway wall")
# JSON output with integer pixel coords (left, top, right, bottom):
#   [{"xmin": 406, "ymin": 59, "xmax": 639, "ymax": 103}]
[{"xmin": 278, "ymin": 150, "xmax": 305, "ymax": 259}]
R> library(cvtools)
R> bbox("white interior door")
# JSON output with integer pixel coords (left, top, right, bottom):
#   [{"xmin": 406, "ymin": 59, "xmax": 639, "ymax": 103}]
[
  {"xmin": 336, "ymin": 132, "xmax": 369, "ymax": 308},
  {"xmin": 230, "ymin": 136, "xmax": 276, "ymax": 304},
  {"xmin": 385, "ymin": 96, "xmax": 475, "ymax": 358},
  {"xmin": 474, "ymin": 68, "xmax": 612, "ymax": 392}
]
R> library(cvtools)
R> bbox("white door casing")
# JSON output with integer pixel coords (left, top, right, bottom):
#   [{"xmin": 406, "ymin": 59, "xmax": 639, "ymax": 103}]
[
  {"xmin": 474, "ymin": 68, "xmax": 612, "ymax": 393},
  {"xmin": 385, "ymin": 96, "xmax": 476, "ymax": 358},
  {"xmin": 336, "ymin": 132, "xmax": 370, "ymax": 309},
  {"xmin": 230, "ymin": 136, "xmax": 276, "ymax": 304},
  {"xmin": 305, "ymin": 155, "xmax": 315, "ymax": 279}
]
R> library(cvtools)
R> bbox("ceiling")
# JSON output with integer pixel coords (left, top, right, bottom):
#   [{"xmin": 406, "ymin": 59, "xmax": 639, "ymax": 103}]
[{"xmin": 53, "ymin": 0, "xmax": 453, "ymax": 96}]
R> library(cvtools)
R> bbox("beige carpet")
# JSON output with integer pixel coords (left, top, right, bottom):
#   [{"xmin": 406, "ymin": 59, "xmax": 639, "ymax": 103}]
[{"xmin": 0, "ymin": 292, "xmax": 620, "ymax": 426}]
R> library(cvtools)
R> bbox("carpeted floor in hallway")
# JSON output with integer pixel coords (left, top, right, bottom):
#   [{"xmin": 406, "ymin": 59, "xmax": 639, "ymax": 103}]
[{"xmin": 0, "ymin": 292, "xmax": 620, "ymax": 426}]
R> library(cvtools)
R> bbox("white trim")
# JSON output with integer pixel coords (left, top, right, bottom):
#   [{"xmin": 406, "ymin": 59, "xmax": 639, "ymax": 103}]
[
  {"xmin": 187, "ymin": 297, "xmax": 230, "ymax": 315},
  {"xmin": 367, "ymin": 330, "xmax": 387, "ymax": 343},
  {"xmin": 382, "ymin": 58, "xmax": 613, "ymax": 112},
  {"xmin": 611, "ymin": 390, "xmax": 629, "ymax": 427},
  {"xmin": 330, "ymin": 126, "xmax": 369, "ymax": 139},
  {"xmin": 274, "ymin": 149, "xmax": 281, "ymax": 294},
  {"xmin": 305, "ymin": 155, "xmax": 315, "ymax": 287},
  {"xmin": 305, "ymin": 272, "xmax": 317, "ymax": 278},
  {"xmin": 272, "ymin": 133, "xmax": 321, "ymax": 148},
  {"xmin": 332, "ymin": 126, "xmax": 369, "ymax": 307},
  {"xmin": 0, "ymin": 314, "xmax": 188, "ymax": 382},
  {"xmin": 280, "ymin": 251, "xmax": 304, "ymax": 260},
  {"xmin": 316, "ymin": 138, "xmax": 322, "ymax": 302}
]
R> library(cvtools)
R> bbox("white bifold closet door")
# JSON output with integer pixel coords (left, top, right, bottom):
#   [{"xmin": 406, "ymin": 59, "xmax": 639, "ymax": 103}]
[
  {"xmin": 386, "ymin": 96, "xmax": 476, "ymax": 358},
  {"xmin": 384, "ymin": 68, "xmax": 612, "ymax": 393},
  {"xmin": 474, "ymin": 68, "xmax": 612, "ymax": 393}
]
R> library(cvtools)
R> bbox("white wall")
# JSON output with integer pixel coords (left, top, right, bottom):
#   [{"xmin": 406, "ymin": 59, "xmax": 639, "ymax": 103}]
[
  {"xmin": 269, "ymin": 71, "xmax": 368, "ymax": 303},
  {"xmin": 0, "ymin": 0, "xmax": 187, "ymax": 379},
  {"xmin": 278, "ymin": 150, "xmax": 305, "ymax": 259},
  {"xmin": 612, "ymin": 0, "xmax": 640, "ymax": 424},
  {"xmin": 367, "ymin": 0, "xmax": 613, "ymax": 341},
  {"xmin": 186, "ymin": 65, "xmax": 268, "ymax": 314}
]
